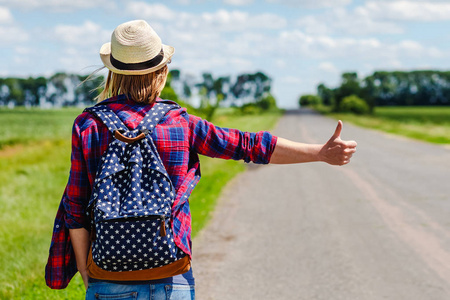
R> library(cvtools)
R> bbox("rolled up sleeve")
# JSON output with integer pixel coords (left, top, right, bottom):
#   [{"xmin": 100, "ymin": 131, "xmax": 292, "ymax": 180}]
[{"xmin": 188, "ymin": 114, "xmax": 277, "ymax": 164}]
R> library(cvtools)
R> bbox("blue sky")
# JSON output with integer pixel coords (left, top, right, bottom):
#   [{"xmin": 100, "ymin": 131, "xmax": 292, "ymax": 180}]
[{"xmin": 1, "ymin": 0, "xmax": 450, "ymax": 108}]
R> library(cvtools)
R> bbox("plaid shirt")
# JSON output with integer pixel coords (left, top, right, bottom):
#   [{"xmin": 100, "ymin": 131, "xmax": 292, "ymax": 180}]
[{"xmin": 45, "ymin": 94, "xmax": 277, "ymax": 289}]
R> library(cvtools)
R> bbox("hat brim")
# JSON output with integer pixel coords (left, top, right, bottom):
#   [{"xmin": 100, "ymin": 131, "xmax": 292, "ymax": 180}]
[{"xmin": 100, "ymin": 43, "xmax": 175, "ymax": 75}]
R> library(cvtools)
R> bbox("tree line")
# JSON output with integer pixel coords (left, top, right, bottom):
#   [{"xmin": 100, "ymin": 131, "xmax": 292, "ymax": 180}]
[
  {"xmin": 0, "ymin": 73, "xmax": 104, "ymax": 108},
  {"xmin": 300, "ymin": 70, "xmax": 450, "ymax": 114},
  {"xmin": 0, "ymin": 70, "xmax": 277, "ymax": 117}
]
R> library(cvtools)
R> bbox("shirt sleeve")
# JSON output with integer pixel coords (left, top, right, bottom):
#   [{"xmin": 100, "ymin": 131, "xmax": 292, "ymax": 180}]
[
  {"xmin": 45, "ymin": 116, "xmax": 91, "ymax": 289},
  {"xmin": 62, "ymin": 119, "xmax": 92, "ymax": 229},
  {"xmin": 188, "ymin": 114, "xmax": 277, "ymax": 164}
]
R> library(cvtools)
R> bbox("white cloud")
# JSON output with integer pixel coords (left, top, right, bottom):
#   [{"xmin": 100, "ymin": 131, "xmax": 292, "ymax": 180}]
[
  {"xmin": 0, "ymin": 25, "xmax": 28, "ymax": 45},
  {"xmin": 0, "ymin": 0, "xmax": 111, "ymax": 11},
  {"xmin": 52, "ymin": 21, "xmax": 111, "ymax": 73},
  {"xmin": 277, "ymin": 30, "xmax": 443, "ymax": 61},
  {"xmin": 394, "ymin": 40, "xmax": 443, "ymax": 58},
  {"xmin": 14, "ymin": 46, "xmax": 32, "ymax": 54},
  {"xmin": 266, "ymin": 0, "xmax": 351, "ymax": 8},
  {"xmin": 174, "ymin": 55, "xmax": 253, "ymax": 74},
  {"xmin": 124, "ymin": 3, "xmax": 287, "ymax": 75},
  {"xmin": 275, "ymin": 59, "xmax": 287, "ymax": 68},
  {"xmin": 360, "ymin": 1, "xmax": 450, "ymax": 22},
  {"xmin": 126, "ymin": 3, "xmax": 287, "ymax": 31},
  {"xmin": 126, "ymin": 2, "xmax": 176, "ymax": 21},
  {"xmin": 54, "ymin": 21, "xmax": 110, "ymax": 47},
  {"xmin": 295, "ymin": 1, "xmax": 450, "ymax": 37},
  {"xmin": 0, "ymin": 6, "xmax": 13, "ymax": 23},
  {"xmin": 224, "ymin": 0, "xmax": 255, "ymax": 5},
  {"xmin": 123, "ymin": 1, "xmax": 446, "ymax": 79},
  {"xmin": 296, "ymin": 7, "xmax": 404, "ymax": 36},
  {"xmin": 57, "ymin": 47, "xmax": 99, "ymax": 73},
  {"xmin": 202, "ymin": 9, "xmax": 287, "ymax": 31},
  {"xmin": 280, "ymin": 76, "xmax": 302, "ymax": 84},
  {"xmin": 318, "ymin": 62, "xmax": 338, "ymax": 74}
]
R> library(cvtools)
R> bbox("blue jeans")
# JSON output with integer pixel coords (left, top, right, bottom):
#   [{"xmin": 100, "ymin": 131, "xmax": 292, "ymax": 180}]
[{"xmin": 85, "ymin": 281, "xmax": 195, "ymax": 300}]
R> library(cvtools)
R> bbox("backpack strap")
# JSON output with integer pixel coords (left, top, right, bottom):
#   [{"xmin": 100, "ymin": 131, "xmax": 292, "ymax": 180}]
[
  {"xmin": 83, "ymin": 105, "xmax": 129, "ymax": 133},
  {"xmin": 137, "ymin": 101, "xmax": 180, "ymax": 133}
]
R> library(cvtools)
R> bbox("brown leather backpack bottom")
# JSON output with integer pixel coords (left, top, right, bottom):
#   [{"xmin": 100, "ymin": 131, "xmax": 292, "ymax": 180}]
[{"xmin": 87, "ymin": 248, "xmax": 191, "ymax": 281}]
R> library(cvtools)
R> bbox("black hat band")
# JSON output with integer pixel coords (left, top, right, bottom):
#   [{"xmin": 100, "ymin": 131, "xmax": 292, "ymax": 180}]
[{"xmin": 110, "ymin": 48, "xmax": 164, "ymax": 71}]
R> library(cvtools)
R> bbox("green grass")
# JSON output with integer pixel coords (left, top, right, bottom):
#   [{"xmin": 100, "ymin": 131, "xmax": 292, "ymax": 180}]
[
  {"xmin": 374, "ymin": 106, "xmax": 450, "ymax": 124},
  {"xmin": 318, "ymin": 106, "xmax": 450, "ymax": 144},
  {"xmin": 0, "ymin": 107, "xmax": 83, "ymax": 149},
  {"xmin": 0, "ymin": 139, "xmax": 86, "ymax": 299},
  {"xmin": 0, "ymin": 107, "xmax": 282, "ymax": 299}
]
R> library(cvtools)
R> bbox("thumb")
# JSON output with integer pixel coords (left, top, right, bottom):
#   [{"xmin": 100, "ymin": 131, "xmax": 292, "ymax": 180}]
[{"xmin": 332, "ymin": 120, "xmax": 343, "ymax": 139}]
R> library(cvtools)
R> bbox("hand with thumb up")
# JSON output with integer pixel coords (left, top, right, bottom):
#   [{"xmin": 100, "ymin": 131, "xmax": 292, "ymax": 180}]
[{"xmin": 318, "ymin": 120, "xmax": 357, "ymax": 166}]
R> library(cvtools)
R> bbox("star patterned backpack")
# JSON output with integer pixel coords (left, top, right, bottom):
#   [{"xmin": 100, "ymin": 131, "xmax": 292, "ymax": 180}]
[{"xmin": 84, "ymin": 101, "xmax": 186, "ymax": 273}]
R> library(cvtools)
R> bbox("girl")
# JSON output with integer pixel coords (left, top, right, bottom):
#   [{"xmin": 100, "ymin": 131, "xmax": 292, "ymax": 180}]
[{"xmin": 46, "ymin": 19, "xmax": 356, "ymax": 300}]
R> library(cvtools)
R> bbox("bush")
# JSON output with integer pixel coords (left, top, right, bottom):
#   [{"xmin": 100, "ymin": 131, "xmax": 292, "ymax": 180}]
[
  {"xmin": 240, "ymin": 103, "xmax": 261, "ymax": 115},
  {"xmin": 238, "ymin": 93, "xmax": 279, "ymax": 115},
  {"xmin": 256, "ymin": 94, "xmax": 277, "ymax": 111},
  {"xmin": 339, "ymin": 95, "xmax": 370, "ymax": 115},
  {"xmin": 299, "ymin": 94, "xmax": 321, "ymax": 107}
]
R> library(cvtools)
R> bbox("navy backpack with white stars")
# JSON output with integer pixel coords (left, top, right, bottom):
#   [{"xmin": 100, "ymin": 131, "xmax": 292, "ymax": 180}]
[{"xmin": 84, "ymin": 101, "xmax": 186, "ymax": 272}]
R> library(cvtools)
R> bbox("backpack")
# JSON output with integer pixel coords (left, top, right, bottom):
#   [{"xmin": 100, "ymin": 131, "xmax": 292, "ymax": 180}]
[{"xmin": 84, "ymin": 101, "xmax": 186, "ymax": 272}]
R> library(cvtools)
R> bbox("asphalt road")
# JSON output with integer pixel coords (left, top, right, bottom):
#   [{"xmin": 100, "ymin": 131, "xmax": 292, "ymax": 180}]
[{"xmin": 192, "ymin": 109, "xmax": 450, "ymax": 300}]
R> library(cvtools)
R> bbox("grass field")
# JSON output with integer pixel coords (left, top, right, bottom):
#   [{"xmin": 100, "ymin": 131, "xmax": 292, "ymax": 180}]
[
  {"xmin": 325, "ymin": 106, "xmax": 450, "ymax": 144},
  {"xmin": 0, "ymin": 107, "xmax": 83, "ymax": 149},
  {"xmin": 0, "ymin": 107, "xmax": 282, "ymax": 299}
]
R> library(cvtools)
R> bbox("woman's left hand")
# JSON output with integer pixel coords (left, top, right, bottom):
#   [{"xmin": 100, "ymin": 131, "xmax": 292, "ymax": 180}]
[{"xmin": 80, "ymin": 268, "xmax": 89, "ymax": 290}]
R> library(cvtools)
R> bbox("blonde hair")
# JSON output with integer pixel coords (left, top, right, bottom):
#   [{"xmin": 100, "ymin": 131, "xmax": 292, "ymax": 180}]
[{"xmin": 96, "ymin": 65, "xmax": 169, "ymax": 104}]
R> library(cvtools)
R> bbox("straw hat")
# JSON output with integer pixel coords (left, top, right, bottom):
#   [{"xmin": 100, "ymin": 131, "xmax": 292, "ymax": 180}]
[{"xmin": 100, "ymin": 20, "xmax": 174, "ymax": 75}]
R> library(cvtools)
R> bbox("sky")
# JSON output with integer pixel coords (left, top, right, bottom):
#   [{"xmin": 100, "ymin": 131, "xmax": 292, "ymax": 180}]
[{"xmin": 1, "ymin": 0, "xmax": 450, "ymax": 108}]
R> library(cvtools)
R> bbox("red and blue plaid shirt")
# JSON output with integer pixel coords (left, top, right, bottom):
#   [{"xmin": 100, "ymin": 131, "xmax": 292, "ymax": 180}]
[{"xmin": 45, "ymin": 94, "xmax": 277, "ymax": 289}]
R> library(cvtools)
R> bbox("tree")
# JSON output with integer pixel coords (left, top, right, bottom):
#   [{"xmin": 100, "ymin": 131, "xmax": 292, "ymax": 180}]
[
  {"xmin": 160, "ymin": 71, "xmax": 180, "ymax": 102},
  {"xmin": 0, "ymin": 70, "xmax": 279, "ymax": 109},
  {"xmin": 360, "ymin": 70, "xmax": 450, "ymax": 107},
  {"xmin": 333, "ymin": 72, "xmax": 362, "ymax": 112},
  {"xmin": 212, "ymin": 76, "xmax": 230, "ymax": 100},
  {"xmin": 197, "ymin": 73, "xmax": 215, "ymax": 98},
  {"xmin": 76, "ymin": 74, "xmax": 104, "ymax": 104},
  {"xmin": 230, "ymin": 71, "xmax": 271, "ymax": 105},
  {"xmin": 22, "ymin": 76, "xmax": 47, "ymax": 106},
  {"xmin": 317, "ymin": 83, "xmax": 334, "ymax": 106},
  {"xmin": 199, "ymin": 87, "xmax": 223, "ymax": 121},
  {"xmin": 169, "ymin": 69, "xmax": 180, "ymax": 81},
  {"xmin": 299, "ymin": 94, "xmax": 321, "ymax": 107},
  {"xmin": 4, "ymin": 78, "xmax": 25, "ymax": 105}
]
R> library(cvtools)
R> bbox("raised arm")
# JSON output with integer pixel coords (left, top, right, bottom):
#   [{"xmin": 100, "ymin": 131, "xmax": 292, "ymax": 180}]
[{"xmin": 270, "ymin": 120, "xmax": 357, "ymax": 165}]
